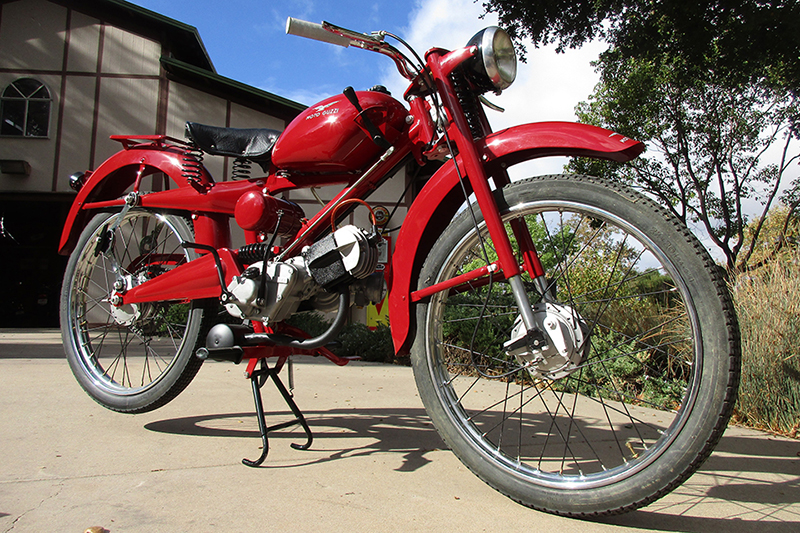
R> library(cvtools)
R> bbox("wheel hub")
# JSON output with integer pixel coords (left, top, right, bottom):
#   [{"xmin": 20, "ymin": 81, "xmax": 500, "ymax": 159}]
[
  {"xmin": 109, "ymin": 298, "xmax": 141, "ymax": 326},
  {"xmin": 505, "ymin": 302, "xmax": 589, "ymax": 380},
  {"xmin": 108, "ymin": 274, "xmax": 154, "ymax": 327}
]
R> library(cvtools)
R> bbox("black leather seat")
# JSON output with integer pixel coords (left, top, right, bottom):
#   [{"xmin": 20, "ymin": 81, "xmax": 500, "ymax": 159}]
[{"xmin": 185, "ymin": 122, "xmax": 280, "ymax": 170}]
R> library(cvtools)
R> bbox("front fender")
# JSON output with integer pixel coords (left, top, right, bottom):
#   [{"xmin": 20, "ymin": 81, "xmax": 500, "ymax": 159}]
[
  {"xmin": 387, "ymin": 121, "xmax": 645, "ymax": 355},
  {"xmin": 58, "ymin": 144, "xmax": 213, "ymax": 255}
]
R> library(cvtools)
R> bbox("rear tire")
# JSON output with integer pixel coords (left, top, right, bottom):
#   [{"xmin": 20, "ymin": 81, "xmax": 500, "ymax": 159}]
[
  {"xmin": 60, "ymin": 209, "xmax": 215, "ymax": 413},
  {"xmin": 411, "ymin": 175, "xmax": 740, "ymax": 515}
]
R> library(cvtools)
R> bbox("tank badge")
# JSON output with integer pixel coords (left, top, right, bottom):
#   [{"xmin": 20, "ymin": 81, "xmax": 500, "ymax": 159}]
[{"xmin": 306, "ymin": 101, "xmax": 340, "ymax": 120}]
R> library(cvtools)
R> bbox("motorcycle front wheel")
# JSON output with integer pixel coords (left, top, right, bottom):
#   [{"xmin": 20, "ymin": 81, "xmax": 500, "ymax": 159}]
[
  {"xmin": 60, "ymin": 209, "xmax": 215, "ymax": 413},
  {"xmin": 411, "ymin": 175, "xmax": 740, "ymax": 516}
]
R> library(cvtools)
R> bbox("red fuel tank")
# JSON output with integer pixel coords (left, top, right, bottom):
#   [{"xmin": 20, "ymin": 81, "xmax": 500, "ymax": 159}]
[{"xmin": 271, "ymin": 91, "xmax": 408, "ymax": 173}]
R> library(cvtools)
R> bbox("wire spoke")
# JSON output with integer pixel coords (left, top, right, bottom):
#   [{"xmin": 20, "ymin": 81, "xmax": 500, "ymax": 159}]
[
  {"xmin": 64, "ymin": 210, "xmax": 196, "ymax": 398},
  {"xmin": 424, "ymin": 196, "xmax": 698, "ymax": 485}
]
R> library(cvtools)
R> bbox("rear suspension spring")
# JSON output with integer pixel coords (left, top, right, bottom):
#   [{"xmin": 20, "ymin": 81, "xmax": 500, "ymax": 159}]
[{"xmin": 181, "ymin": 143, "xmax": 205, "ymax": 185}]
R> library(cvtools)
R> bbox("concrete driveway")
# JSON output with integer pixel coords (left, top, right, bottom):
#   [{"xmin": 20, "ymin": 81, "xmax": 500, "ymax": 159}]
[{"xmin": 1, "ymin": 329, "xmax": 798, "ymax": 532}]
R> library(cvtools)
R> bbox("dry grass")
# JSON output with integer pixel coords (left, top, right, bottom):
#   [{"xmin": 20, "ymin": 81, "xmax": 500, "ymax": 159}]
[{"xmin": 730, "ymin": 248, "xmax": 800, "ymax": 437}]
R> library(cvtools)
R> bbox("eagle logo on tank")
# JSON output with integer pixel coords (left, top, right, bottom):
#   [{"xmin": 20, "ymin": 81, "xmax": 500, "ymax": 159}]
[{"xmin": 305, "ymin": 101, "xmax": 340, "ymax": 120}]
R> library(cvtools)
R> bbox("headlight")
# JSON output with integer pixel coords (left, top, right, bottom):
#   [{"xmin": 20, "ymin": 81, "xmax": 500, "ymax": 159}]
[{"xmin": 466, "ymin": 26, "xmax": 517, "ymax": 92}]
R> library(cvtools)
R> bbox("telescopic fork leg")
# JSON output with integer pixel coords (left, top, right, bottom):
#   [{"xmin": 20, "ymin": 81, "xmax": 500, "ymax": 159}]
[{"xmin": 242, "ymin": 360, "xmax": 313, "ymax": 467}]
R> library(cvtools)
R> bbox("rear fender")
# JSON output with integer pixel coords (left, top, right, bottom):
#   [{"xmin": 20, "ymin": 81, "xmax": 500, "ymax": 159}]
[
  {"xmin": 387, "ymin": 121, "xmax": 645, "ymax": 354},
  {"xmin": 58, "ymin": 145, "xmax": 213, "ymax": 255}
]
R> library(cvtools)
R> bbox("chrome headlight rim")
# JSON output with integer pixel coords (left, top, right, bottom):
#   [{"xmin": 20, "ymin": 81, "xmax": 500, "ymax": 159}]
[{"xmin": 467, "ymin": 26, "xmax": 517, "ymax": 92}]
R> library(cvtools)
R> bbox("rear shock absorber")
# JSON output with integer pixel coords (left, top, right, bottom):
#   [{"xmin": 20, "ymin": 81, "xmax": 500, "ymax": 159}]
[
  {"xmin": 181, "ymin": 143, "xmax": 205, "ymax": 186},
  {"xmin": 237, "ymin": 243, "xmax": 272, "ymax": 265}
]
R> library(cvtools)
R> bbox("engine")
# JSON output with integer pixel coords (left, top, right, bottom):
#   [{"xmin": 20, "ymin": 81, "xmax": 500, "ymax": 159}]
[{"xmin": 224, "ymin": 225, "xmax": 382, "ymax": 324}]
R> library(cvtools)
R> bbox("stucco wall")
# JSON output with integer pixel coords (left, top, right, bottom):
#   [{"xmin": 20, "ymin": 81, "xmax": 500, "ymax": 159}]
[
  {"xmin": 0, "ymin": 0, "xmax": 67, "ymax": 71},
  {"xmin": 0, "ymin": 0, "xmax": 294, "ymax": 193}
]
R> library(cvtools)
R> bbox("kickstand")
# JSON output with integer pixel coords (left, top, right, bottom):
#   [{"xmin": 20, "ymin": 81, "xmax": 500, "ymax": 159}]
[{"xmin": 242, "ymin": 359, "xmax": 313, "ymax": 467}]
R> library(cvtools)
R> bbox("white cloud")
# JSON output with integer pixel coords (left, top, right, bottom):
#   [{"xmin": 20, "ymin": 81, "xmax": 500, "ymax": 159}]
[
  {"xmin": 366, "ymin": 0, "xmax": 796, "ymax": 264},
  {"xmin": 379, "ymin": 0, "xmax": 606, "ymax": 178}
]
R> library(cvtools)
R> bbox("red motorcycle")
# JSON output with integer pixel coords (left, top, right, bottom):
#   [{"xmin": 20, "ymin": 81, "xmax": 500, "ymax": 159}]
[{"xmin": 58, "ymin": 18, "xmax": 739, "ymax": 516}]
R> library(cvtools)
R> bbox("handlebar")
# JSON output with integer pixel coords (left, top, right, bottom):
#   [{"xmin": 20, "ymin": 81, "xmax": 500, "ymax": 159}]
[
  {"xmin": 285, "ymin": 17, "xmax": 421, "ymax": 81},
  {"xmin": 285, "ymin": 18, "xmax": 352, "ymax": 48}
]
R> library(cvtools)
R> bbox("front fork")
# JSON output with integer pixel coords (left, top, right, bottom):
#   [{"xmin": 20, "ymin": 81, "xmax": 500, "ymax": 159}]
[
  {"xmin": 405, "ymin": 158, "xmax": 548, "ymax": 332},
  {"xmin": 495, "ymin": 168, "xmax": 552, "ymax": 312},
  {"xmin": 494, "ymin": 204, "xmax": 550, "ymax": 332},
  {"xmin": 469, "ymin": 162, "xmax": 550, "ymax": 331},
  {"xmin": 468, "ymin": 167, "xmax": 569, "ymax": 374},
  {"xmin": 427, "ymin": 55, "xmax": 548, "ymax": 329}
]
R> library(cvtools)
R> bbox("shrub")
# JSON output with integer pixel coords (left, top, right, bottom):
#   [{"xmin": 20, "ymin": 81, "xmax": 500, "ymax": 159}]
[
  {"xmin": 286, "ymin": 312, "xmax": 396, "ymax": 364},
  {"xmin": 336, "ymin": 322, "xmax": 395, "ymax": 363},
  {"xmin": 552, "ymin": 331, "xmax": 687, "ymax": 411}
]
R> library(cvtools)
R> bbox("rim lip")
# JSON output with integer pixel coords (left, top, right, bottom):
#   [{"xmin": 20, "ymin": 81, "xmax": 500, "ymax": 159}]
[
  {"xmin": 424, "ymin": 198, "xmax": 703, "ymax": 490},
  {"xmin": 65, "ymin": 211, "xmax": 192, "ymax": 397}
]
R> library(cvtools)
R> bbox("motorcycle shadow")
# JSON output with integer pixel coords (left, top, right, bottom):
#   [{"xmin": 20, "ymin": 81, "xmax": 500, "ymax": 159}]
[
  {"xmin": 600, "ymin": 430, "xmax": 800, "ymax": 531},
  {"xmin": 144, "ymin": 407, "xmax": 446, "ymax": 472},
  {"xmin": 145, "ymin": 410, "xmax": 800, "ymax": 529}
]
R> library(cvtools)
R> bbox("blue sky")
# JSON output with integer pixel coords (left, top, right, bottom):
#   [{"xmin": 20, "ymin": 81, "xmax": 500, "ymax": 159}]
[
  {"xmin": 128, "ymin": 1, "xmax": 602, "ymax": 106},
  {"xmin": 129, "ymin": 0, "xmax": 605, "ymax": 176},
  {"xmin": 131, "ymin": 1, "xmax": 785, "ymax": 262},
  {"xmin": 129, "ymin": 0, "xmax": 445, "ymax": 104}
]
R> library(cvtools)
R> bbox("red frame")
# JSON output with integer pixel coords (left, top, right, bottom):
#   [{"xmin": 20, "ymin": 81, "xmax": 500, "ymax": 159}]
[{"xmin": 59, "ymin": 41, "xmax": 645, "ymax": 361}]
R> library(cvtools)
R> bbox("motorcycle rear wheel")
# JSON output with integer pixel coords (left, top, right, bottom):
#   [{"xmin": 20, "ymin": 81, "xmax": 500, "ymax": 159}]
[
  {"xmin": 60, "ymin": 209, "xmax": 214, "ymax": 413},
  {"xmin": 411, "ymin": 175, "xmax": 740, "ymax": 516}
]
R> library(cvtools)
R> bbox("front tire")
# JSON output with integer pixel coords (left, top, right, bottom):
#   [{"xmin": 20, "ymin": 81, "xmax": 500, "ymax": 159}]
[
  {"xmin": 411, "ymin": 175, "xmax": 740, "ymax": 516},
  {"xmin": 60, "ymin": 209, "xmax": 215, "ymax": 413}
]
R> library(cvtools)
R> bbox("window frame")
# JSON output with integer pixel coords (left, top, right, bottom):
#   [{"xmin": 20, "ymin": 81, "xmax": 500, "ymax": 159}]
[{"xmin": 0, "ymin": 78, "xmax": 53, "ymax": 139}]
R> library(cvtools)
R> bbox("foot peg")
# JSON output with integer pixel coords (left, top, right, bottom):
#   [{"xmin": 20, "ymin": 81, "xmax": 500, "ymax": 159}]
[{"xmin": 195, "ymin": 346, "xmax": 244, "ymax": 364}]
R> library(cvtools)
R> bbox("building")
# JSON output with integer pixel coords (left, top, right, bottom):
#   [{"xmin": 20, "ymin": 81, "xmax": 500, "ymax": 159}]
[
  {"xmin": 0, "ymin": 0, "xmax": 413, "ymax": 328},
  {"xmin": 0, "ymin": 0, "xmax": 306, "ymax": 326}
]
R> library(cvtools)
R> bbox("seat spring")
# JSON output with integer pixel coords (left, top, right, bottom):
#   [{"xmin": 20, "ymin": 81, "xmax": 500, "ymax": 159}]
[{"xmin": 232, "ymin": 157, "xmax": 252, "ymax": 180}]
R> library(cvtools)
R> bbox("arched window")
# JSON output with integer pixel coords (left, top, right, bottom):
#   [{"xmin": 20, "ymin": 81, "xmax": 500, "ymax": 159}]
[{"xmin": 1, "ymin": 78, "xmax": 51, "ymax": 137}]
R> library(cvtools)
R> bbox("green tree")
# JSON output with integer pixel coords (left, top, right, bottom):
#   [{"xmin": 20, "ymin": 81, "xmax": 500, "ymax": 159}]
[
  {"xmin": 483, "ymin": 0, "xmax": 800, "ymax": 271},
  {"xmin": 482, "ymin": 0, "xmax": 800, "ymax": 92},
  {"xmin": 570, "ymin": 55, "xmax": 799, "ymax": 271}
]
